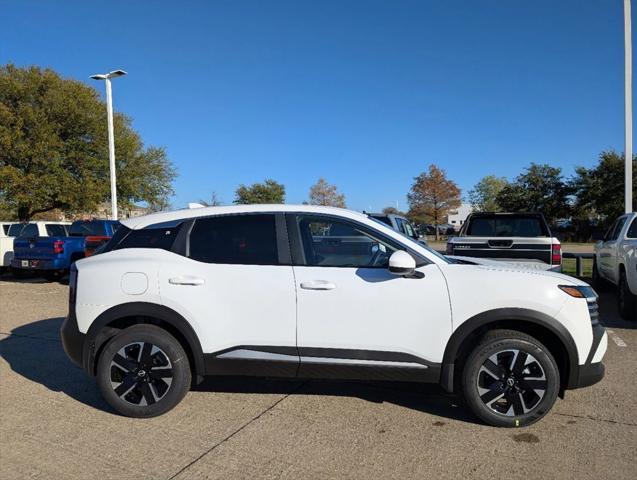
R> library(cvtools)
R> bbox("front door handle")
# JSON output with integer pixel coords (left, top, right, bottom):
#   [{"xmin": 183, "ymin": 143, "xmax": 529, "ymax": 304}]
[
  {"xmin": 169, "ymin": 276, "xmax": 205, "ymax": 286},
  {"xmin": 300, "ymin": 280, "xmax": 336, "ymax": 290}
]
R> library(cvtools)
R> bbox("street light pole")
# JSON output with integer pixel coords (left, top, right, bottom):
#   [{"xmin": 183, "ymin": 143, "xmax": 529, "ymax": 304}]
[
  {"xmin": 104, "ymin": 77, "xmax": 118, "ymax": 220},
  {"xmin": 625, "ymin": 0, "xmax": 633, "ymax": 213},
  {"xmin": 90, "ymin": 69, "xmax": 127, "ymax": 220}
]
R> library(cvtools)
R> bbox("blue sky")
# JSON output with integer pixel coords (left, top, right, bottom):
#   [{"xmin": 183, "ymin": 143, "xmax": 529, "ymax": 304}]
[{"xmin": 1, "ymin": 0, "xmax": 633, "ymax": 211}]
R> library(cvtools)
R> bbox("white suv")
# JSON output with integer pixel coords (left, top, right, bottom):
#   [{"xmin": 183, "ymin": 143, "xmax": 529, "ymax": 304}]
[{"xmin": 61, "ymin": 205, "xmax": 607, "ymax": 427}]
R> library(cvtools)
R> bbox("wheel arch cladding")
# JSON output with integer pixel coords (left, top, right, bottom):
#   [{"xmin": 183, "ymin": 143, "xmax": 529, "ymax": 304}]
[
  {"xmin": 83, "ymin": 302, "xmax": 205, "ymax": 383},
  {"xmin": 440, "ymin": 308, "xmax": 578, "ymax": 393}
]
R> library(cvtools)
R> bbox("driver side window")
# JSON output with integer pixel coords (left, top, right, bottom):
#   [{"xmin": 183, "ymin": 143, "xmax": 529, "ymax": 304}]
[{"xmin": 297, "ymin": 216, "xmax": 396, "ymax": 268}]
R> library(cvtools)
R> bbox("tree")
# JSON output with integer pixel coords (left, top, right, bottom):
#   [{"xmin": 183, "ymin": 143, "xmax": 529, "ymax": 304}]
[
  {"xmin": 468, "ymin": 175, "xmax": 508, "ymax": 212},
  {"xmin": 407, "ymin": 164, "xmax": 461, "ymax": 240},
  {"xmin": 571, "ymin": 151, "xmax": 637, "ymax": 228},
  {"xmin": 199, "ymin": 191, "xmax": 223, "ymax": 206},
  {"xmin": 234, "ymin": 179, "xmax": 285, "ymax": 204},
  {"xmin": 0, "ymin": 64, "xmax": 176, "ymax": 221},
  {"xmin": 382, "ymin": 206, "xmax": 404, "ymax": 215},
  {"xmin": 496, "ymin": 163, "xmax": 571, "ymax": 224},
  {"xmin": 308, "ymin": 178, "xmax": 346, "ymax": 207}
]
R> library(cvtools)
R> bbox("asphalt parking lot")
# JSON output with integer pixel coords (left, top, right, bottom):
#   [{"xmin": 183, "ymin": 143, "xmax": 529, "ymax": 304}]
[{"xmin": 1, "ymin": 276, "xmax": 635, "ymax": 480}]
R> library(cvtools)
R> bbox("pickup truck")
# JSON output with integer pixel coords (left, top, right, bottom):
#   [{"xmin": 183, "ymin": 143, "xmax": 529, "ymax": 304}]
[
  {"xmin": 1, "ymin": 221, "xmax": 70, "ymax": 271},
  {"xmin": 11, "ymin": 219, "xmax": 119, "ymax": 280},
  {"xmin": 593, "ymin": 212, "xmax": 637, "ymax": 320},
  {"xmin": 446, "ymin": 212, "xmax": 562, "ymax": 271}
]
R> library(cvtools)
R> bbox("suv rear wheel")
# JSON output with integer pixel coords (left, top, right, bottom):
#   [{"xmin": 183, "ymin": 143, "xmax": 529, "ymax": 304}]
[
  {"xmin": 461, "ymin": 329, "xmax": 559, "ymax": 427},
  {"xmin": 96, "ymin": 324, "xmax": 191, "ymax": 417},
  {"xmin": 618, "ymin": 270, "xmax": 636, "ymax": 321}
]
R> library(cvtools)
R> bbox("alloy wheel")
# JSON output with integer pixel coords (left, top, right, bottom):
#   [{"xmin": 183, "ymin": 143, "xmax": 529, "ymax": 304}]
[
  {"xmin": 476, "ymin": 349, "xmax": 547, "ymax": 416},
  {"xmin": 109, "ymin": 342, "xmax": 173, "ymax": 406}
]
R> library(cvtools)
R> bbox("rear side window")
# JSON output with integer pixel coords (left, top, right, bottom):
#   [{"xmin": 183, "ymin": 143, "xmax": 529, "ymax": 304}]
[
  {"xmin": 115, "ymin": 225, "xmax": 182, "ymax": 251},
  {"xmin": 627, "ymin": 218, "xmax": 637, "ymax": 239},
  {"xmin": 46, "ymin": 224, "xmax": 67, "ymax": 236},
  {"xmin": 466, "ymin": 216, "xmax": 547, "ymax": 237},
  {"xmin": 189, "ymin": 214, "xmax": 278, "ymax": 265}
]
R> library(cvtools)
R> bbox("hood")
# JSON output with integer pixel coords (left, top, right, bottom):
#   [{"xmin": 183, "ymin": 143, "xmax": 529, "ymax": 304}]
[{"xmin": 470, "ymin": 264, "xmax": 589, "ymax": 287}]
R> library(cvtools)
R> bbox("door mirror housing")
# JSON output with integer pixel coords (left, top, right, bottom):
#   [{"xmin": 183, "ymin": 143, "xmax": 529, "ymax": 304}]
[{"xmin": 388, "ymin": 250, "xmax": 416, "ymax": 276}]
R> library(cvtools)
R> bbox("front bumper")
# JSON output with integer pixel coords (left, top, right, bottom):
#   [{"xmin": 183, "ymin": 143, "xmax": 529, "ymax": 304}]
[
  {"xmin": 568, "ymin": 323, "xmax": 606, "ymax": 389},
  {"xmin": 60, "ymin": 310, "xmax": 85, "ymax": 368}
]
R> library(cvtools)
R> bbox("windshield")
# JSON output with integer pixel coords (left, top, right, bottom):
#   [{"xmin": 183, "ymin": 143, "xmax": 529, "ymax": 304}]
[
  {"xmin": 367, "ymin": 216, "xmax": 451, "ymax": 263},
  {"xmin": 465, "ymin": 216, "xmax": 548, "ymax": 237},
  {"xmin": 7, "ymin": 223, "xmax": 25, "ymax": 236}
]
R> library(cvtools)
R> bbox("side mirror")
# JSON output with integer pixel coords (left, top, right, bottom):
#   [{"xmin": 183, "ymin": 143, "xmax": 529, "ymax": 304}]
[{"xmin": 388, "ymin": 250, "xmax": 416, "ymax": 276}]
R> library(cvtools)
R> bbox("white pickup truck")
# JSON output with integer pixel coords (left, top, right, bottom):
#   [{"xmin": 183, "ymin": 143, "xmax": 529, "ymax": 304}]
[
  {"xmin": 0, "ymin": 221, "xmax": 70, "ymax": 271},
  {"xmin": 593, "ymin": 212, "xmax": 637, "ymax": 320}
]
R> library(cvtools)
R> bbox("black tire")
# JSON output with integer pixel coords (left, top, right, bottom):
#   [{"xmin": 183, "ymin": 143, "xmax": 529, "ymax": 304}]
[
  {"xmin": 42, "ymin": 270, "xmax": 65, "ymax": 282},
  {"xmin": 96, "ymin": 324, "xmax": 191, "ymax": 418},
  {"xmin": 11, "ymin": 267, "xmax": 31, "ymax": 279},
  {"xmin": 591, "ymin": 259, "xmax": 608, "ymax": 292},
  {"xmin": 618, "ymin": 271, "xmax": 637, "ymax": 321},
  {"xmin": 461, "ymin": 329, "xmax": 560, "ymax": 428}
]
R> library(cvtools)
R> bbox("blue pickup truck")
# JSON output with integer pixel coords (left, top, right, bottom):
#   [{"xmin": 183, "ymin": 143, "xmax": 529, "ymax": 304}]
[{"xmin": 11, "ymin": 219, "xmax": 119, "ymax": 280}]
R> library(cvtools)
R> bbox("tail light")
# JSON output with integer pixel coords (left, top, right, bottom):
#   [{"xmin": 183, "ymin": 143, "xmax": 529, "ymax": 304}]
[
  {"xmin": 53, "ymin": 240, "xmax": 64, "ymax": 254},
  {"xmin": 551, "ymin": 243, "xmax": 562, "ymax": 265},
  {"xmin": 446, "ymin": 243, "xmax": 453, "ymax": 255}
]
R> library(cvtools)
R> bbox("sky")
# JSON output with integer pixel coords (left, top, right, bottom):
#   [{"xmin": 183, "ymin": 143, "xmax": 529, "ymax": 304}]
[{"xmin": 1, "ymin": 0, "xmax": 633, "ymax": 212}]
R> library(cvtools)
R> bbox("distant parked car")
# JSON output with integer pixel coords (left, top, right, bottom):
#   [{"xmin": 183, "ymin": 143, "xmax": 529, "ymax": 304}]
[
  {"xmin": 593, "ymin": 212, "xmax": 637, "ymax": 320},
  {"xmin": 446, "ymin": 212, "xmax": 562, "ymax": 271},
  {"xmin": 1, "ymin": 221, "xmax": 70, "ymax": 272},
  {"xmin": 11, "ymin": 219, "xmax": 119, "ymax": 280},
  {"xmin": 368, "ymin": 213, "xmax": 427, "ymax": 245}
]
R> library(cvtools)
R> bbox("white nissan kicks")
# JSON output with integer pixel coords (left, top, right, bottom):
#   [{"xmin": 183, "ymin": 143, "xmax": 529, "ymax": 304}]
[{"xmin": 61, "ymin": 205, "xmax": 607, "ymax": 427}]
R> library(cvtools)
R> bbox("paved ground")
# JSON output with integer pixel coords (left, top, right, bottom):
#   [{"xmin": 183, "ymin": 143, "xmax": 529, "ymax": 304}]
[{"xmin": 1, "ymin": 276, "xmax": 635, "ymax": 480}]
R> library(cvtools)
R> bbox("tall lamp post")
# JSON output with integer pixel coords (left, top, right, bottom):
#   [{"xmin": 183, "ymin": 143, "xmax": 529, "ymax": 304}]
[
  {"xmin": 90, "ymin": 69, "xmax": 127, "ymax": 220},
  {"xmin": 625, "ymin": 0, "xmax": 633, "ymax": 213}
]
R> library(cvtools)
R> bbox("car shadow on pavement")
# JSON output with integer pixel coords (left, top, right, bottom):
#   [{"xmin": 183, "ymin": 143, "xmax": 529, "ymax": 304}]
[
  {"xmin": 0, "ymin": 317, "xmax": 110, "ymax": 411},
  {"xmin": 193, "ymin": 376, "xmax": 480, "ymax": 425},
  {"xmin": 1, "ymin": 317, "xmax": 479, "ymax": 423}
]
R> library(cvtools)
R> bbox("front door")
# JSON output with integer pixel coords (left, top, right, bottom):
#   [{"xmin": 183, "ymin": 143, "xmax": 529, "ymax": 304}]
[{"xmin": 289, "ymin": 213, "xmax": 452, "ymax": 381}]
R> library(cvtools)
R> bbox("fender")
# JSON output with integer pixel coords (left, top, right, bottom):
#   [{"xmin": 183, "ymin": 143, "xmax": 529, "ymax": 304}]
[
  {"xmin": 439, "ymin": 308, "xmax": 579, "ymax": 392},
  {"xmin": 82, "ymin": 302, "xmax": 205, "ymax": 381}
]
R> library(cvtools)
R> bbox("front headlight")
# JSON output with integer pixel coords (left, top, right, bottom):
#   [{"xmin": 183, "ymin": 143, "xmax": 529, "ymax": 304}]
[{"xmin": 558, "ymin": 285, "xmax": 597, "ymax": 299}]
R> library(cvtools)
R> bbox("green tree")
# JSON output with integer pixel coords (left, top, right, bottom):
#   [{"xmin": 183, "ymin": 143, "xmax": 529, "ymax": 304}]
[
  {"xmin": 571, "ymin": 151, "xmax": 636, "ymax": 227},
  {"xmin": 381, "ymin": 206, "xmax": 404, "ymax": 215},
  {"xmin": 407, "ymin": 164, "xmax": 461, "ymax": 240},
  {"xmin": 234, "ymin": 179, "xmax": 285, "ymax": 204},
  {"xmin": 308, "ymin": 178, "xmax": 346, "ymax": 207},
  {"xmin": 496, "ymin": 163, "xmax": 571, "ymax": 224},
  {"xmin": 0, "ymin": 64, "xmax": 176, "ymax": 221},
  {"xmin": 468, "ymin": 175, "xmax": 508, "ymax": 212}
]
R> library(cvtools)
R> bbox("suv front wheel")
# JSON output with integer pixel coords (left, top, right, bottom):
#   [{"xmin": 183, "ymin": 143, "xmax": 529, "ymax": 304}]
[
  {"xmin": 96, "ymin": 324, "xmax": 191, "ymax": 417},
  {"xmin": 461, "ymin": 329, "xmax": 559, "ymax": 427}
]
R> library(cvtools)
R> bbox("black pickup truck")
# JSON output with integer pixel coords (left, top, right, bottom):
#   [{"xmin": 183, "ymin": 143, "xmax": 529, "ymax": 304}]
[{"xmin": 446, "ymin": 212, "xmax": 562, "ymax": 271}]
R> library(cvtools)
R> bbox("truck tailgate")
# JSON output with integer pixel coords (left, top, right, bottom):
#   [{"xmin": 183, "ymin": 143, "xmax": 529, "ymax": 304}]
[{"xmin": 449, "ymin": 237, "xmax": 554, "ymax": 266}]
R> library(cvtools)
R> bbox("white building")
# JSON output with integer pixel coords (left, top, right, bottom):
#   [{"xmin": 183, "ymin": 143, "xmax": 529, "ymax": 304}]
[{"xmin": 447, "ymin": 202, "xmax": 473, "ymax": 231}]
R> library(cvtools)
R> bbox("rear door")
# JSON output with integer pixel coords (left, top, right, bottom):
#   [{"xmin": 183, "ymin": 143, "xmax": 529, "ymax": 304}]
[
  {"xmin": 158, "ymin": 213, "xmax": 299, "ymax": 375},
  {"xmin": 599, "ymin": 217, "xmax": 627, "ymax": 281}
]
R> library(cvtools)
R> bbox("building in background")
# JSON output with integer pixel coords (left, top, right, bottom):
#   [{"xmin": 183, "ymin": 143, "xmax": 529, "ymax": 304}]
[{"xmin": 446, "ymin": 202, "xmax": 473, "ymax": 231}]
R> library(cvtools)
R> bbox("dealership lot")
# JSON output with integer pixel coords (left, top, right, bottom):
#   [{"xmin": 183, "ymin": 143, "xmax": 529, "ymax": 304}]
[{"xmin": 1, "ymin": 277, "xmax": 635, "ymax": 480}]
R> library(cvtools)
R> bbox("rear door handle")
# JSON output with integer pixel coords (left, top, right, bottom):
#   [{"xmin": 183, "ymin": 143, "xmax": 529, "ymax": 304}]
[
  {"xmin": 300, "ymin": 280, "xmax": 336, "ymax": 290},
  {"xmin": 169, "ymin": 276, "xmax": 205, "ymax": 286}
]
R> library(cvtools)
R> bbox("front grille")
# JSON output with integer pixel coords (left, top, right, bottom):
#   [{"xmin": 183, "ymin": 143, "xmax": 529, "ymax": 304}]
[{"xmin": 587, "ymin": 300, "xmax": 599, "ymax": 325}]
